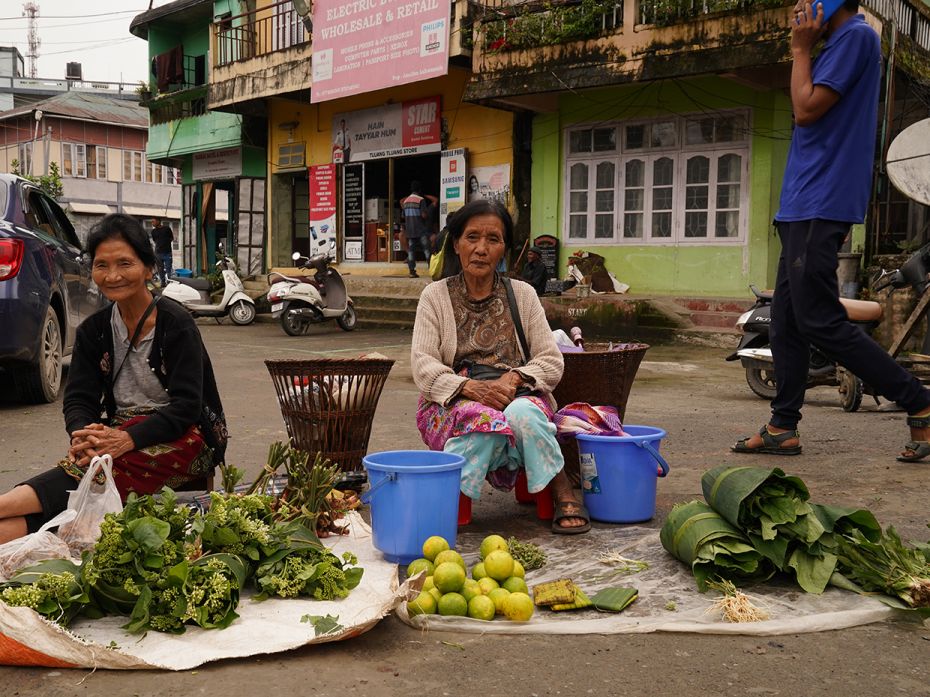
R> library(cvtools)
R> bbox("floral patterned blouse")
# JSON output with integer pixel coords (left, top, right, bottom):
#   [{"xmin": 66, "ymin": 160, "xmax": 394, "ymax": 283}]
[{"xmin": 449, "ymin": 273, "xmax": 521, "ymax": 371}]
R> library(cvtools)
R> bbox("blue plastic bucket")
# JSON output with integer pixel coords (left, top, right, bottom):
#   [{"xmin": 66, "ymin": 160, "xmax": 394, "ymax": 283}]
[
  {"xmin": 361, "ymin": 450, "xmax": 464, "ymax": 564},
  {"xmin": 575, "ymin": 425, "xmax": 670, "ymax": 523},
  {"xmin": 174, "ymin": 268, "xmax": 193, "ymax": 278}
]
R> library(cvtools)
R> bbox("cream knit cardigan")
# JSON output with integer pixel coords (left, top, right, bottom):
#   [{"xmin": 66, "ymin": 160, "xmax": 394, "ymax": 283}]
[{"xmin": 411, "ymin": 277, "xmax": 564, "ymax": 407}]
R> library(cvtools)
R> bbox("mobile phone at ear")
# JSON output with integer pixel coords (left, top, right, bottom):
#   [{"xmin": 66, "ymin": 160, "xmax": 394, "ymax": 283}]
[{"xmin": 800, "ymin": 0, "xmax": 844, "ymax": 22}]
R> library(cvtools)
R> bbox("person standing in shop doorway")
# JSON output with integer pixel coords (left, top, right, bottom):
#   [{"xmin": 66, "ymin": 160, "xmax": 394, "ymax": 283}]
[
  {"xmin": 401, "ymin": 181, "xmax": 436, "ymax": 278},
  {"xmin": 150, "ymin": 217, "xmax": 174, "ymax": 286}
]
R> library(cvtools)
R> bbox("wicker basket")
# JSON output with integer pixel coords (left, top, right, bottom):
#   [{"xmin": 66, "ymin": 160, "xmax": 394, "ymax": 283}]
[
  {"xmin": 552, "ymin": 342, "xmax": 650, "ymax": 486},
  {"xmin": 265, "ymin": 357, "xmax": 395, "ymax": 472}
]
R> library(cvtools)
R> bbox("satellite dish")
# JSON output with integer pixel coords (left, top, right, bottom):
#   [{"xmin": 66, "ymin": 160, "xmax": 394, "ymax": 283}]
[{"xmin": 886, "ymin": 118, "xmax": 930, "ymax": 206}]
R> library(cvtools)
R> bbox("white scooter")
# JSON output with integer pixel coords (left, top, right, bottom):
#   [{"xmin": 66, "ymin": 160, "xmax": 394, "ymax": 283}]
[
  {"xmin": 267, "ymin": 252, "xmax": 357, "ymax": 336},
  {"xmin": 161, "ymin": 255, "xmax": 256, "ymax": 325}
]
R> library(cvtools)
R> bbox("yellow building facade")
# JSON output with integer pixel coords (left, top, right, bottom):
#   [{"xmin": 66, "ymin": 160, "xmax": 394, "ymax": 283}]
[{"xmin": 265, "ymin": 66, "xmax": 514, "ymax": 268}]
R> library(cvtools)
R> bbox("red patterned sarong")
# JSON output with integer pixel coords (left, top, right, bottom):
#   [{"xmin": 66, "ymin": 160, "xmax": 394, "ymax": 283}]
[{"xmin": 59, "ymin": 413, "xmax": 214, "ymax": 500}]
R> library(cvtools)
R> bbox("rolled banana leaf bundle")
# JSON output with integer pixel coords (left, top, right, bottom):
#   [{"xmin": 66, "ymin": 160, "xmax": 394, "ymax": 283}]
[
  {"xmin": 660, "ymin": 500, "xmax": 776, "ymax": 592},
  {"xmin": 701, "ymin": 465, "xmax": 833, "ymax": 592}
]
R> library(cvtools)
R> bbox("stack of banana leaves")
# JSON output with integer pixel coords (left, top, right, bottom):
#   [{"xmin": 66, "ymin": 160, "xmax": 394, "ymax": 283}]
[{"xmin": 662, "ymin": 465, "xmax": 930, "ymax": 610}]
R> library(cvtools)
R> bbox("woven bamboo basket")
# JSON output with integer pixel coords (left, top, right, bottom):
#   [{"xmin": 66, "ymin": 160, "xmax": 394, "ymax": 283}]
[
  {"xmin": 552, "ymin": 342, "xmax": 650, "ymax": 486},
  {"xmin": 265, "ymin": 357, "xmax": 395, "ymax": 472}
]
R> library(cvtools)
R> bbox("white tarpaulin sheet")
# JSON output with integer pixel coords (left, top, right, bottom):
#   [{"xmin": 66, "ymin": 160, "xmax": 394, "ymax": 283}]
[
  {"xmin": 398, "ymin": 526, "xmax": 917, "ymax": 635},
  {"xmin": 0, "ymin": 514, "xmax": 410, "ymax": 670}
]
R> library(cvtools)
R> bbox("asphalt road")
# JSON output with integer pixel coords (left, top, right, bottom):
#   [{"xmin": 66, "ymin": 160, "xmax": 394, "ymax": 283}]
[{"xmin": 0, "ymin": 321, "xmax": 928, "ymax": 696}]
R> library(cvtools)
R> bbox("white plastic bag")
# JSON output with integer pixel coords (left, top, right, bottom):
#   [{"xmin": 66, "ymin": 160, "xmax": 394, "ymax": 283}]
[
  {"xmin": 0, "ymin": 509, "xmax": 76, "ymax": 581},
  {"xmin": 57, "ymin": 455, "xmax": 123, "ymax": 554}
]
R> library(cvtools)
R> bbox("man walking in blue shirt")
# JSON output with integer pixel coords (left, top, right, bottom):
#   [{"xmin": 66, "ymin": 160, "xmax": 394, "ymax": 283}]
[{"xmin": 734, "ymin": 1, "xmax": 930, "ymax": 461}]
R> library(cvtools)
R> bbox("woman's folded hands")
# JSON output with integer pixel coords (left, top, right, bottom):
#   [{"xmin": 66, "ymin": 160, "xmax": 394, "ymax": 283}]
[
  {"xmin": 68, "ymin": 423, "xmax": 135, "ymax": 466},
  {"xmin": 461, "ymin": 371, "xmax": 524, "ymax": 411}
]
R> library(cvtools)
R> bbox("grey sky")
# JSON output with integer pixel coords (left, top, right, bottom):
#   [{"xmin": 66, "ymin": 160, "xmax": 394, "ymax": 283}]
[{"xmin": 0, "ymin": 3, "xmax": 172, "ymax": 86}]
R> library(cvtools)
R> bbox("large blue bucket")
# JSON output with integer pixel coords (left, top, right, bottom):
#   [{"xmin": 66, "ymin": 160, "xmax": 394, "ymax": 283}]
[
  {"xmin": 575, "ymin": 425, "xmax": 670, "ymax": 523},
  {"xmin": 361, "ymin": 450, "xmax": 464, "ymax": 564}
]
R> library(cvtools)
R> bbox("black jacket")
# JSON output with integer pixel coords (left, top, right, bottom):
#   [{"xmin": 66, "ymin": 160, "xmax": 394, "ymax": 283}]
[
  {"xmin": 63, "ymin": 297, "xmax": 228, "ymax": 465},
  {"xmin": 520, "ymin": 259, "xmax": 549, "ymax": 296}
]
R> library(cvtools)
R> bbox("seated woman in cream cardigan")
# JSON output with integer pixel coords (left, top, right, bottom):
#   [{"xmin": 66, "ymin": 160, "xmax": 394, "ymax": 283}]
[{"xmin": 410, "ymin": 200, "xmax": 590, "ymax": 534}]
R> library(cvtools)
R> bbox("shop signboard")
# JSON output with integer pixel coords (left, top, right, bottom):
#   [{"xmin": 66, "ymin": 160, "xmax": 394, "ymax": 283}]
[
  {"xmin": 469, "ymin": 163, "xmax": 511, "ymax": 205},
  {"xmin": 309, "ymin": 164, "xmax": 337, "ymax": 257},
  {"xmin": 332, "ymin": 97, "xmax": 441, "ymax": 163},
  {"xmin": 440, "ymin": 148, "xmax": 466, "ymax": 230},
  {"xmin": 192, "ymin": 147, "xmax": 242, "ymax": 181},
  {"xmin": 311, "ymin": 0, "xmax": 450, "ymax": 103},
  {"xmin": 342, "ymin": 163, "xmax": 365, "ymax": 244}
]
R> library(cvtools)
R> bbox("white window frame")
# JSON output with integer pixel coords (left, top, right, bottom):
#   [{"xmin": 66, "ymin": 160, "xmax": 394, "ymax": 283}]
[
  {"xmin": 122, "ymin": 150, "xmax": 145, "ymax": 182},
  {"xmin": 94, "ymin": 146, "xmax": 107, "ymax": 180},
  {"xmin": 562, "ymin": 110, "xmax": 751, "ymax": 246},
  {"xmin": 62, "ymin": 143, "xmax": 87, "ymax": 178}
]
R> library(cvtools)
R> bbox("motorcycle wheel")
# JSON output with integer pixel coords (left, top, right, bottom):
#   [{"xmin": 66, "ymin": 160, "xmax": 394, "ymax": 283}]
[
  {"xmin": 337, "ymin": 305, "xmax": 357, "ymax": 331},
  {"xmin": 281, "ymin": 309, "xmax": 310, "ymax": 337},
  {"xmin": 839, "ymin": 370, "xmax": 864, "ymax": 412},
  {"xmin": 229, "ymin": 300, "xmax": 256, "ymax": 325},
  {"xmin": 745, "ymin": 366, "xmax": 777, "ymax": 400}
]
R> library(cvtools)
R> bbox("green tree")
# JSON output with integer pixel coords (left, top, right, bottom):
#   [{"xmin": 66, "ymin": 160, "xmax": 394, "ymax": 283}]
[{"xmin": 10, "ymin": 159, "xmax": 64, "ymax": 200}]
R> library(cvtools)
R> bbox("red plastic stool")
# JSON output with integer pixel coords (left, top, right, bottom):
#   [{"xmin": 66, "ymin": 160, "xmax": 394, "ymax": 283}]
[
  {"xmin": 458, "ymin": 475, "xmax": 554, "ymax": 526},
  {"xmin": 458, "ymin": 492, "xmax": 472, "ymax": 526},
  {"xmin": 515, "ymin": 470, "xmax": 554, "ymax": 521}
]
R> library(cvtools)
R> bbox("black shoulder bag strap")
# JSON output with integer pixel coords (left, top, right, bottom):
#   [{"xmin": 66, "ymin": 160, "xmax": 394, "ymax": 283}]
[
  {"xmin": 502, "ymin": 276, "xmax": 530, "ymax": 362},
  {"xmin": 111, "ymin": 295, "xmax": 160, "ymax": 385}
]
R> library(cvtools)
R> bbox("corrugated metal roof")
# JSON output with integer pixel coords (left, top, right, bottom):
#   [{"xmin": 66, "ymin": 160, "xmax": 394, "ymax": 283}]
[
  {"xmin": 0, "ymin": 91, "xmax": 147, "ymax": 128},
  {"xmin": 130, "ymin": 0, "xmax": 213, "ymax": 39}
]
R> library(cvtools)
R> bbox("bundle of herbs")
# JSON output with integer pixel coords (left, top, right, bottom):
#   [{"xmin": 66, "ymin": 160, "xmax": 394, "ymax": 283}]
[
  {"xmin": 834, "ymin": 527, "xmax": 930, "ymax": 609},
  {"xmin": 0, "ymin": 558, "xmax": 94, "ymax": 627},
  {"xmin": 247, "ymin": 442, "xmax": 355, "ymax": 537}
]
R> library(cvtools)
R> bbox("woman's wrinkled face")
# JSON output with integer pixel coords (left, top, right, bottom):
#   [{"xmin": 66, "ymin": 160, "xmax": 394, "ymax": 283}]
[
  {"xmin": 454, "ymin": 214, "xmax": 507, "ymax": 283},
  {"xmin": 92, "ymin": 237, "xmax": 151, "ymax": 303}
]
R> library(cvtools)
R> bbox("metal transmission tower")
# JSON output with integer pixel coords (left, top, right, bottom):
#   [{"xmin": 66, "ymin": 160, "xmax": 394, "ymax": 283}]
[{"xmin": 23, "ymin": 2, "xmax": 40, "ymax": 78}]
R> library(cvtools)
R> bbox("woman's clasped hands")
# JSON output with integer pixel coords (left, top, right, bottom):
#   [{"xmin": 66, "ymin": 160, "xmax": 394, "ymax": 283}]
[
  {"xmin": 461, "ymin": 371, "xmax": 525, "ymax": 411},
  {"xmin": 68, "ymin": 423, "xmax": 135, "ymax": 466}
]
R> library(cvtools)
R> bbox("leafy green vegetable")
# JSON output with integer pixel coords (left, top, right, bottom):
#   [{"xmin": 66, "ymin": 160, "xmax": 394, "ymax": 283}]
[
  {"xmin": 301, "ymin": 613, "xmax": 343, "ymax": 636},
  {"xmin": 660, "ymin": 500, "xmax": 775, "ymax": 591},
  {"xmin": 253, "ymin": 521, "xmax": 363, "ymax": 601},
  {"xmin": 200, "ymin": 492, "xmax": 277, "ymax": 561},
  {"xmin": 835, "ymin": 527, "xmax": 930, "ymax": 609},
  {"xmin": 0, "ymin": 559, "xmax": 91, "ymax": 626}
]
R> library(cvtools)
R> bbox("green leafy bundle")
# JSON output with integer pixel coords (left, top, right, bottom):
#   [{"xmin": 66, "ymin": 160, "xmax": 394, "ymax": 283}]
[
  {"xmin": 124, "ymin": 553, "xmax": 249, "ymax": 634},
  {"xmin": 702, "ymin": 466, "xmax": 834, "ymax": 592},
  {"xmin": 835, "ymin": 527, "xmax": 930, "ymax": 609},
  {"xmin": 82, "ymin": 490, "xmax": 194, "ymax": 617},
  {"xmin": 660, "ymin": 500, "xmax": 776, "ymax": 591},
  {"xmin": 253, "ymin": 521, "xmax": 363, "ymax": 601},
  {"xmin": 0, "ymin": 559, "xmax": 94, "ymax": 626},
  {"xmin": 199, "ymin": 492, "xmax": 277, "ymax": 562}
]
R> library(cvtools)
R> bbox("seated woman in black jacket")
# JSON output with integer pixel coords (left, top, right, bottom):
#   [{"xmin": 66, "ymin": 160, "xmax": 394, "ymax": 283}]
[{"xmin": 0, "ymin": 214, "xmax": 227, "ymax": 543}]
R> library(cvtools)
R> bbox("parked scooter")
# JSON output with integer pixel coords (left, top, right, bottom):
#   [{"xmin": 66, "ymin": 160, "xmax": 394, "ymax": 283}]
[
  {"xmin": 161, "ymin": 254, "xmax": 256, "ymax": 325},
  {"xmin": 726, "ymin": 285, "xmax": 882, "ymax": 408},
  {"xmin": 266, "ymin": 252, "xmax": 357, "ymax": 336}
]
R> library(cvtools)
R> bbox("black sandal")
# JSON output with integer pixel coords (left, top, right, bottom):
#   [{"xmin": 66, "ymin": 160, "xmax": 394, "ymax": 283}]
[
  {"xmin": 898, "ymin": 414, "xmax": 930, "ymax": 462},
  {"xmin": 551, "ymin": 500, "xmax": 591, "ymax": 535},
  {"xmin": 732, "ymin": 426, "xmax": 802, "ymax": 456}
]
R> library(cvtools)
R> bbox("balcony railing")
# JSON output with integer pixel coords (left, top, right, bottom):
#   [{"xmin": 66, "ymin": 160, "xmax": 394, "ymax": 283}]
[
  {"xmin": 472, "ymin": 0, "xmax": 624, "ymax": 52},
  {"xmin": 470, "ymin": 0, "xmax": 929, "ymax": 52},
  {"xmin": 213, "ymin": 0, "xmax": 310, "ymax": 67}
]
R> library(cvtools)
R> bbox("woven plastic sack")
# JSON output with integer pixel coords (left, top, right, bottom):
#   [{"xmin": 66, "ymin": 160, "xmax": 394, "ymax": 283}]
[
  {"xmin": 57, "ymin": 455, "xmax": 122, "ymax": 554},
  {"xmin": 0, "ymin": 509, "xmax": 76, "ymax": 581}
]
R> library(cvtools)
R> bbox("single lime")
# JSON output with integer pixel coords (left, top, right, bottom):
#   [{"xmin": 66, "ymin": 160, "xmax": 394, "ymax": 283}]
[
  {"xmin": 438, "ymin": 592, "xmax": 468, "ymax": 617},
  {"xmin": 467, "ymin": 594, "xmax": 496, "ymax": 621},
  {"xmin": 433, "ymin": 561, "xmax": 466, "ymax": 594},
  {"xmin": 479, "ymin": 534, "xmax": 509, "ymax": 560},
  {"xmin": 422, "ymin": 535, "xmax": 450, "ymax": 562}
]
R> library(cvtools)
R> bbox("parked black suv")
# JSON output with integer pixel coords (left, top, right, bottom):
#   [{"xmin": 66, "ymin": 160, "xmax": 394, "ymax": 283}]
[{"xmin": 0, "ymin": 174, "xmax": 104, "ymax": 402}]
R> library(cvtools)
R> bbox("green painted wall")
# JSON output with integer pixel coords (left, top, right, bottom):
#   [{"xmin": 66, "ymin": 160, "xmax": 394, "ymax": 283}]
[{"xmin": 532, "ymin": 77, "xmax": 793, "ymax": 298}]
